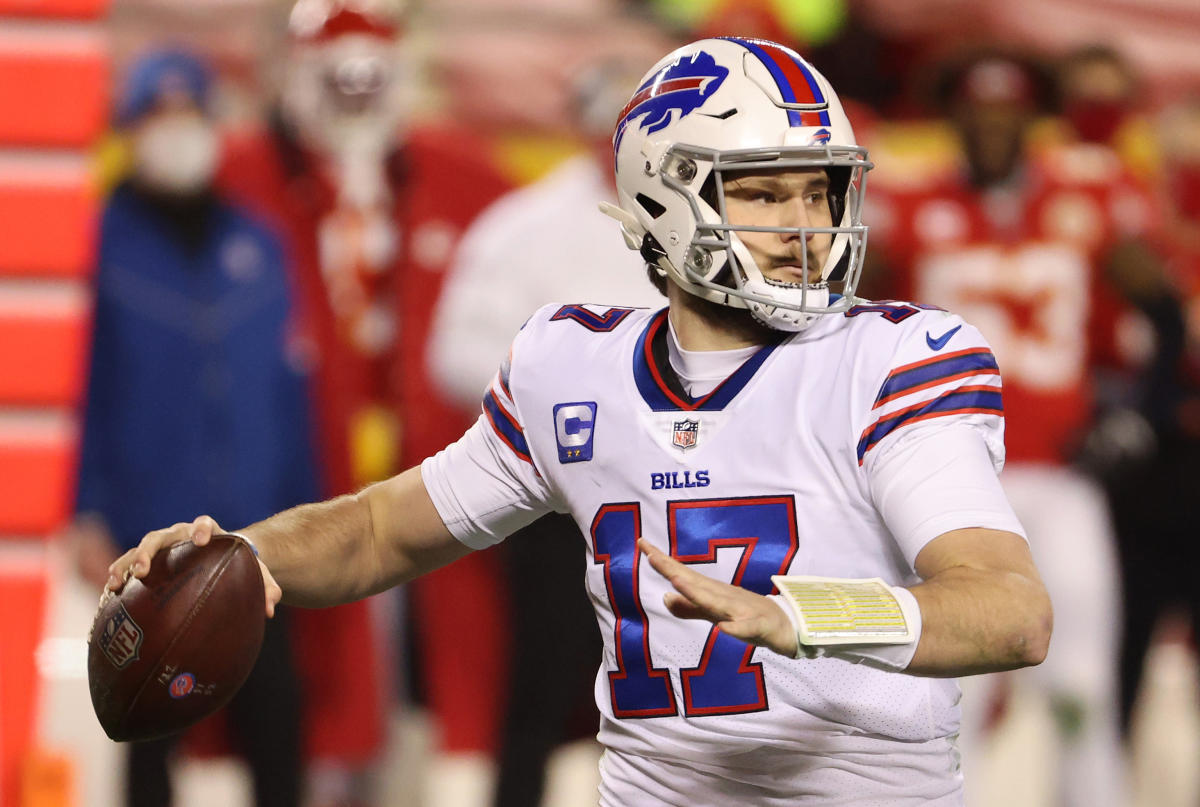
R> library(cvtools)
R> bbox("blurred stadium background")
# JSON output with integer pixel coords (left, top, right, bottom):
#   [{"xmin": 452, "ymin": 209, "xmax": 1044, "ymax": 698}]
[{"xmin": 2, "ymin": 0, "xmax": 1200, "ymax": 805}]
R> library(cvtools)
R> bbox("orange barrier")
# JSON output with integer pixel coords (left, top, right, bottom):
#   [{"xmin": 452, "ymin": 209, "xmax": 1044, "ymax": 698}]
[
  {"xmin": 0, "ymin": 416, "xmax": 76, "ymax": 535},
  {"xmin": 20, "ymin": 749, "xmax": 74, "ymax": 807},
  {"xmin": 0, "ymin": 35, "xmax": 109, "ymax": 147},
  {"xmin": 0, "ymin": 0, "xmax": 108, "ymax": 18},
  {"xmin": 0, "ymin": 171, "xmax": 97, "ymax": 277},
  {"xmin": 0, "ymin": 283, "xmax": 89, "ymax": 403},
  {"xmin": 0, "ymin": 6, "xmax": 105, "ymax": 805},
  {"xmin": 0, "ymin": 563, "xmax": 49, "ymax": 807}
]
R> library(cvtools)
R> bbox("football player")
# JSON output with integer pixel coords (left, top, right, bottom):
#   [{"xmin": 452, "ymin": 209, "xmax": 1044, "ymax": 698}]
[{"xmin": 109, "ymin": 38, "xmax": 1050, "ymax": 806}]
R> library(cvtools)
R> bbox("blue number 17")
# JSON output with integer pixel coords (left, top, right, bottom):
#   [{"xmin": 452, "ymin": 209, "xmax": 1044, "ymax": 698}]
[{"xmin": 590, "ymin": 496, "xmax": 798, "ymax": 719}]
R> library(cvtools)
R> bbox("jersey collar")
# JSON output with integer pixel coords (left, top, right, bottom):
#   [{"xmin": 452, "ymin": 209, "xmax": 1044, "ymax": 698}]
[{"xmin": 632, "ymin": 308, "xmax": 785, "ymax": 412}]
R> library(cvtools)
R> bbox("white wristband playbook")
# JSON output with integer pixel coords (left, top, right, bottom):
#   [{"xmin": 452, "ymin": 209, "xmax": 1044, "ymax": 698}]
[{"xmin": 768, "ymin": 576, "xmax": 923, "ymax": 671}]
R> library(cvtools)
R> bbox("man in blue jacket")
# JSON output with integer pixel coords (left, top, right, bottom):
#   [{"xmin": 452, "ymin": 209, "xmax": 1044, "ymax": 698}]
[{"xmin": 71, "ymin": 48, "xmax": 315, "ymax": 807}]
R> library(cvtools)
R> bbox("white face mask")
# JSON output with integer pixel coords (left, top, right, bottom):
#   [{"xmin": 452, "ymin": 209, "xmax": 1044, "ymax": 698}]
[
  {"xmin": 133, "ymin": 115, "xmax": 219, "ymax": 195},
  {"xmin": 281, "ymin": 36, "xmax": 409, "ymax": 158}
]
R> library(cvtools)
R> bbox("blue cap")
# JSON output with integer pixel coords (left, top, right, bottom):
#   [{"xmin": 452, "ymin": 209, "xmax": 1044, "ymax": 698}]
[{"xmin": 115, "ymin": 48, "xmax": 213, "ymax": 126}]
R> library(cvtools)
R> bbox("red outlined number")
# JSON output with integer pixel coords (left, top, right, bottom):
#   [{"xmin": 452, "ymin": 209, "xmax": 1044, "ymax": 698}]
[{"xmin": 592, "ymin": 496, "xmax": 798, "ymax": 718}]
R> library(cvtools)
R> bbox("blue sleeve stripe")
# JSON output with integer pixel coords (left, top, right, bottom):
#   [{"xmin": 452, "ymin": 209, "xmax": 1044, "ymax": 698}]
[
  {"xmin": 874, "ymin": 348, "xmax": 999, "ymax": 408},
  {"xmin": 858, "ymin": 388, "xmax": 1004, "ymax": 463},
  {"xmin": 483, "ymin": 390, "xmax": 532, "ymax": 465}
]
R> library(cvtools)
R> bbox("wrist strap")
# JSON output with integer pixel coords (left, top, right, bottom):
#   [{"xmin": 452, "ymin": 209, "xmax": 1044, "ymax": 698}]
[
  {"xmin": 226, "ymin": 531, "xmax": 259, "ymax": 558},
  {"xmin": 769, "ymin": 576, "xmax": 922, "ymax": 670}
]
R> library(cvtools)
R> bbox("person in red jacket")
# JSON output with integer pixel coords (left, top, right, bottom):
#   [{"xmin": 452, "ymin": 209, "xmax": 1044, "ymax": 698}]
[
  {"xmin": 864, "ymin": 50, "xmax": 1161, "ymax": 807},
  {"xmin": 219, "ymin": 2, "xmax": 514, "ymax": 803}
]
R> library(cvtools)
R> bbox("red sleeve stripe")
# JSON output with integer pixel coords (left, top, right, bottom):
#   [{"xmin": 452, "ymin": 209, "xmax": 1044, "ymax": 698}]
[
  {"xmin": 858, "ymin": 386, "xmax": 1003, "ymax": 464},
  {"xmin": 482, "ymin": 389, "xmax": 532, "ymax": 465},
  {"xmin": 873, "ymin": 348, "xmax": 999, "ymax": 409},
  {"xmin": 873, "ymin": 367, "xmax": 1000, "ymax": 408}
]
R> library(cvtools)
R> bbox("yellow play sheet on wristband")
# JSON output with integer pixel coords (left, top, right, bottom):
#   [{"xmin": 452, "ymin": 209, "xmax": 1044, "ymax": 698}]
[{"xmin": 771, "ymin": 576, "xmax": 916, "ymax": 646}]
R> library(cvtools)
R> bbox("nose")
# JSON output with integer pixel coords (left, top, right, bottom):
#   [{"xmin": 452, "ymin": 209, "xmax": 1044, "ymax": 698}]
[{"xmin": 779, "ymin": 198, "xmax": 814, "ymax": 242}]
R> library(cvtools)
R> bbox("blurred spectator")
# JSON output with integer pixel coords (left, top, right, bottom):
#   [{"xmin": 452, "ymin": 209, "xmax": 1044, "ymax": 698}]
[
  {"xmin": 218, "ymin": 1, "xmax": 516, "ymax": 803},
  {"xmin": 865, "ymin": 49, "xmax": 1158, "ymax": 807},
  {"xmin": 426, "ymin": 0, "xmax": 672, "ymax": 185},
  {"xmin": 1103, "ymin": 96, "xmax": 1200, "ymax": 737},
  {"xmin": 426, "ymin": 27, "xmax": 670, "ymax": 807},
  {"xmin": 1052, "ymin": 43, "xmax": 1159, "ymax": 181},
  {"xmin": 67, "ymin": 48, "xmax": 309, "ymax": 807}
]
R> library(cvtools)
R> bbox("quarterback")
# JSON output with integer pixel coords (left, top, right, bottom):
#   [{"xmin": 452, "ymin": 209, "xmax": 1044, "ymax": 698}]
[{"xmin": 108, "ymin": 38, "xmax": 1051, "ymax": 806}]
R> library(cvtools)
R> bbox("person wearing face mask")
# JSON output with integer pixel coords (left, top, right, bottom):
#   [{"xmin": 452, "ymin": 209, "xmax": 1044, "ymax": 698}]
[
  {"xmin": 68, "ymin": 47, "xmax": 312, "ymax": 807},
  {"xmin": 1052, "ymin": 44, "xmax": 1159, "ymax": 183},
  {"xmin": 863, "ymin": 50, "xmax": 1167, "ymax": 807},
  {"xmin": 218, "ymin": 3, "xmax": 516, "ymax": 803}
]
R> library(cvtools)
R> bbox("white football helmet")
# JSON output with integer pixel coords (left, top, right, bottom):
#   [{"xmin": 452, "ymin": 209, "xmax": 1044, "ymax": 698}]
[{"xmin": 602, "ymin": 37, "xmax": 872, "ymax": 331}]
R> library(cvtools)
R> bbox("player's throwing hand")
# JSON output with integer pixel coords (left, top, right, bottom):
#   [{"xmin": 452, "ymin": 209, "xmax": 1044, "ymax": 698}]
[
  {"xmin": 106, "ymin": 515, "xmax": 283, "ymax": 618},
  {"xmin": 639, "ymin": 538, "xmax": 798, "ymax": 658}
]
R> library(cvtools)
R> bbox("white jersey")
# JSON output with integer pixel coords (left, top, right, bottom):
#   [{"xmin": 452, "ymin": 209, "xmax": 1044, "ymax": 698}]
[{"xmin": 423, "ymin": 300, "xmax": 1021, "ymax": 806}]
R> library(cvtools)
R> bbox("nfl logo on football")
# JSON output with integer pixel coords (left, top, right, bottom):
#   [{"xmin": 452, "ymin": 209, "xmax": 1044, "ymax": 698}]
[
  {"xmin": 672, "ymin": 418, "xmax": 700, "ymax": 451},
  {"xmin": 99, "ymin": 605, "xmax": 144, "ymax": 669}
]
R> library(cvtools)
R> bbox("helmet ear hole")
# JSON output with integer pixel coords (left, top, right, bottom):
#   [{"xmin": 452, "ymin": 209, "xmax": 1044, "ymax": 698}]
[
  {"xmin": 635, "ymin": 193, "xmax": 667, "ymax": 219},
  {"xmin": 698, "ymin": 173, "xmax": 718, "ymax": 209},
  {"xmin": 826, "ymin": 166, "xmax": 851, "ymax": 225},
  {"xmin": 826, "ymin": 246, "xmax": 850, "ymax": 282}
]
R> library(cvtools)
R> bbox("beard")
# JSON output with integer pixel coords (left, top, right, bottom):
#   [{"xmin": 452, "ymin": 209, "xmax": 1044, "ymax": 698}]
[{"xmin": 679, "ymin": 285, "xmax": 778, "ymax": 341}]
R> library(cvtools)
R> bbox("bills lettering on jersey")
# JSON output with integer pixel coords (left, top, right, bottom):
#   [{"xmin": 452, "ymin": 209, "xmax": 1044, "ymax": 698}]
[{"xmin": 650, "ymin": 470, "xmax": 711, "ymax": 490}]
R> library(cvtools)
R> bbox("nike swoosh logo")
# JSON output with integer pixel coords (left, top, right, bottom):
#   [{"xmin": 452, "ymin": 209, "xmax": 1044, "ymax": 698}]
[{"xmin": 926, "ymin": 324, "xmax": 962, "ymax": 351}]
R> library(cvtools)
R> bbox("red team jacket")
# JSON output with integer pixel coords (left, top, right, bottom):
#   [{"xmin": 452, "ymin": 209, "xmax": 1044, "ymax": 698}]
[
  {"xmin": 219, "ymin": 121, "xmax": 515, "ymax": 758},
  {"xmin": 867, "ymin": 143, "xmax": 1157, "ymax": 464}
]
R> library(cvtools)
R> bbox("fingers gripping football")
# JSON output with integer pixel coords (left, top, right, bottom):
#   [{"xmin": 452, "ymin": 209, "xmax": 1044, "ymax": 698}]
[
  {"xmin": 105, "ymin": 519, "xmax": 206, "ymax": 592},
  {"xmin": 105, "ymin": 516, "xmax": 282, "ymax": 618},
  {"xmin": 638, "ymin": 539, "xmax": 798, "ymax": 658}
]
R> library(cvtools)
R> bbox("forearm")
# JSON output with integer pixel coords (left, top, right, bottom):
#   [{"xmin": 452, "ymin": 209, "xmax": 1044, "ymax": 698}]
[
  {"xmin": 239, "ymin": 492, "xmax": 378, "ymax": 608},
  {"xmin": 242, "ymin": 466, "xmax": 470, "ymax": 608},
  {"xmin": 905, "ymin": 564, "xmax": 1052, "ymax": 677}
]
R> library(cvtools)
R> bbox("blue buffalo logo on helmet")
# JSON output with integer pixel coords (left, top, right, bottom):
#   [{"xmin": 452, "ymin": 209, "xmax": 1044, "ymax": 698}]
[{"xmin": 613, "ymin": 50, "xmax": 729, "ymax": 155}]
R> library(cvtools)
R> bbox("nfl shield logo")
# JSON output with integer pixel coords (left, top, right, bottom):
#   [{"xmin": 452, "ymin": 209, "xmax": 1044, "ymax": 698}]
[
  {"xmin": 672, "ymin": 418, "xmax": 699, "ymax": 450},
  {"xmin": 98, "ymin": 604, "xmax": 144, "ymax": 669}
]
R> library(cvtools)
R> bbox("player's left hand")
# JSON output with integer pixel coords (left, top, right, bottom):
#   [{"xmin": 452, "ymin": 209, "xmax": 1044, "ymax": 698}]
[
  {"xmin": 106, "ymin": 515, "xmax": 283, "ymax": 618},
  {"xmin": 639, "ymin": 538, "xmax": 798, "ymax": 658}
]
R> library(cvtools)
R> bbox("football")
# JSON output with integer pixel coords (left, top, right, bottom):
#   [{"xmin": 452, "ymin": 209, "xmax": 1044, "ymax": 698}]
[{"xmin": 87, "ymin": 535, "xmax": 265, "ymax": 742}]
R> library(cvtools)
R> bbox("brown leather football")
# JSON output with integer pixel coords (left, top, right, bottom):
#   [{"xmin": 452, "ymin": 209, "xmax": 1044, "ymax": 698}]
[{"xmin": 87, "ymin": 535, "xmax": 265, "ymax": 742}]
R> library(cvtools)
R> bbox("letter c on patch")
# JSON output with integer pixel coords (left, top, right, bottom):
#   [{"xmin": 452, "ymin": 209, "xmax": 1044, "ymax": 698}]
[{"xmin": 553, "ymin": 401, "xmax": 597, "ymax": 463}]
